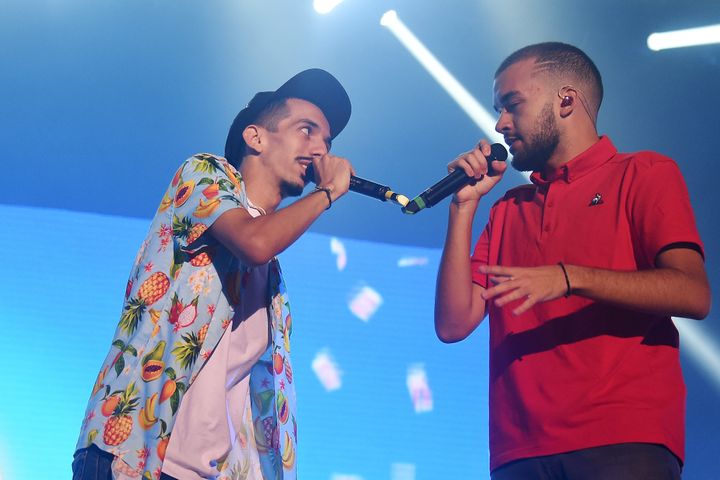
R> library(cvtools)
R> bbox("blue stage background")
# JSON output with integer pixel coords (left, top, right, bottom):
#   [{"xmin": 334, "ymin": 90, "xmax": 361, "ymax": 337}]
[
  {"xmin": 0, "ymin": 204, "xmax": 490, "ymax": 479},
  {"xmin": 2, "ymin": 204, "xmax": 718, "ymax": 479}
]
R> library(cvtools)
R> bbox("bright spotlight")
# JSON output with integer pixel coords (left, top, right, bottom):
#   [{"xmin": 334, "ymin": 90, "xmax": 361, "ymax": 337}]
[
  {"xmin": 380, "ymin": 10, "xmax": 398, "ymax": 27},
  {"xmin": 314, "ymin": 0, "xmax": 344, "ymax": 15},
  {"xmin": 647, "ymin": 24, "xmax": 720, "ymax": 51}
]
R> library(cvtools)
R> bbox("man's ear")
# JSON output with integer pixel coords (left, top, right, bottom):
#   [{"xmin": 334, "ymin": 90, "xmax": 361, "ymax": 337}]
[
  {"xmin": 242, "ymin": 125, "xmax": 263, "ymax": 154},
  {"xmin": 557, "ymin": 86, "xmax": 578, "ymax": 118}
]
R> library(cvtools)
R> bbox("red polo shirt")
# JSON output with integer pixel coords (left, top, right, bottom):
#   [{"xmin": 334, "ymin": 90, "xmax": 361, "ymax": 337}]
[{"xmin": 471, "ymin": 136, "xmax": 704, "ymax": 471}]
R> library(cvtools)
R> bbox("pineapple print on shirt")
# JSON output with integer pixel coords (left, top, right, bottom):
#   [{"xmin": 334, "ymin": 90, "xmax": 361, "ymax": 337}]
[{"xmin": 76, "ymin": 153, "xmax": 298, "ymax": 479}]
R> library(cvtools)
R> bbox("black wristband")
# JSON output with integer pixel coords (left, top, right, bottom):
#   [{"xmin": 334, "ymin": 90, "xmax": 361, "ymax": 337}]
[
  {"xmin": 558, "ymin": 262, "xmax": 571, "ymax": 297},
  {"xmin": 313, "ymin": 186, "xmax": 333, "ymax": 210}
]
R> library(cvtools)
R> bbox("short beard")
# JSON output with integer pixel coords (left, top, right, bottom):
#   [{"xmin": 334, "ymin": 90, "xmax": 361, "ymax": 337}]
[
  {"xmin": 511, "ymin": 102, "xmax": 560, "ymax": 172},
  {"xmin": 280, "ymin": 179, "xmax": 305, "ymax": 198}
]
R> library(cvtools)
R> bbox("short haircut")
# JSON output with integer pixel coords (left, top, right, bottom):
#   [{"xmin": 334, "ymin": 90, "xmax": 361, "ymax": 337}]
[
  {"xmin": 252, "ymin": 97, "xmax": 291, "ymax": 133},
  {"xmin": 496, "ymin": 42, "xmax": 604, "ymax": 117},
  {"xmin": 236, "ymin": 97, "xmax": 292, "ymax": 165}
]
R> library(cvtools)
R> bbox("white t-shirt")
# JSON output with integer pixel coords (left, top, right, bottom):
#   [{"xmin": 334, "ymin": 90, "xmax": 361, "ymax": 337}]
[{"xmin": 162, "ymin": 201, "xmax": 270, "ymax": 479}]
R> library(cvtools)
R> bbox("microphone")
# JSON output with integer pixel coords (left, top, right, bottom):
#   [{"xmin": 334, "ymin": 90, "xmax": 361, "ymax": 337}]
[
  {"xmin": 305, "ymin": 164, "xmax": 409, "ymax": 207},
  {"xmin": 401, "ymin": 143, "xmax": 508, "ymax": 215}
]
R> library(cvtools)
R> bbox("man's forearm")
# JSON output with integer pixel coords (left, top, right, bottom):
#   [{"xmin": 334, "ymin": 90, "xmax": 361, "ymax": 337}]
[
  {"xmin": 210, "ymin": 190, "xmax": 334, "ymax": 267},
  {"xmin": 481, "ymin": 248, "xmax": 710, "ymax": 319},
  {"xmin": 566, "ymin": 251, "xmax": 710, "ymax": 319}
]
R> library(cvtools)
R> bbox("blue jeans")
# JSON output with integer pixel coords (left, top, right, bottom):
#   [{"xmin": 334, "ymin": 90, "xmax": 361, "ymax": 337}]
[
  {"xmin": 72, "ymin": 445, "xmax": 114, "ymax": 480},
  {"xmin": 72, "ymin": 445, "xmax": 178, "ymax": 480},
  {"xmin": 491, "ymin": 443, "xmax": 682, "ymax": 480}
]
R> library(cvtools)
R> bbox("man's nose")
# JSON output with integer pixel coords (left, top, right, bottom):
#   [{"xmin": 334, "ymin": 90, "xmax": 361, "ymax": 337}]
[
  {"xmin": 495, "ymin": 111, "xmax": 510, "ymax": 134},
  {"xmin": 310, "ymin": 137, "xmax": 328, "ymax": 157}
]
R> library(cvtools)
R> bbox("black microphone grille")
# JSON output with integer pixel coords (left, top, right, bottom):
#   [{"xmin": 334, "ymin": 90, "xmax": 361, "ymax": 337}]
[
  {"xmin": 490, "ymin": 143, "xmax": 509, "ymax": 161},
  {"xmin": 305, "ymin": 163, "xmax": 317, "ymax": 183}
]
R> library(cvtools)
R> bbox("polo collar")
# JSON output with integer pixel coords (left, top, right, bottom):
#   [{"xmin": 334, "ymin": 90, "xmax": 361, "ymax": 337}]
[{"xmin": 530, "ymin": 136, "xmax": 617, "ymax": 186}]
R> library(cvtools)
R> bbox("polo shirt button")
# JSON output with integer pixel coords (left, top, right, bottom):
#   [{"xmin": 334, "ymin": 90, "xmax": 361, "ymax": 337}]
[{"xmin": 544, "ymin": 225, "xmax": 551, "ymax": 232}]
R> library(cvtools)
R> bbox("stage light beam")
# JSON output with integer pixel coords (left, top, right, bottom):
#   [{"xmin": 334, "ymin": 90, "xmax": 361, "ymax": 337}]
[
  {"xmin": 647, "ymin": 24, "xmax": 720, "ymax": 51},
  {"xmin": 380, "ymin": 10, "xmax": 528, "ymax": 180},
  {"xmin": 380, "ymin": 9, "xmax": 397, "ymax": 27},
  {"xmin": 380, "ymin": 10, "xmax": 501, "ymax": 143},
  {"xmin": 674, "ymin": 317, "xmax": 720, "ymax": 393},
  {"xmin": 314, "ymin": 0, "xmax": 344, "ymax": 15}
]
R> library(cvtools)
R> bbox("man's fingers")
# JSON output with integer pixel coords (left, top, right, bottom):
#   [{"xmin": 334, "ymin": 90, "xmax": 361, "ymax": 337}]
[
  {"xmin": 483, "ymin": 279, "xmax": 517, "ymax": 300},
  {"xmin": 494, "ymin": 288, "xmax": 528, "ymax": 307},
  {"xmin": 477, "ymin": 140, "xmax": 493, "ymax": 158},
  {"xmin": 490, "ymin": 159, "xmax": 508, "ymax": 176},
  {"xmin": 458, "ymin": 158, "xmax": 476, "ymax": 177},
  {"xmin": 449, "ymin": 157, "xmax": 474, "ymax": 177},
  {"xmin": 467, "ymin": 150, "xmax": 489, "ymax": 178},
  {"xmin": 482, "ymin": 284, "xmax": 502, "ymax": 300},
  {"xmin": 489, "ymin": 274, "xmax": 513, "ymax": 285},
  {"xmin": 478, "ymin": 265, "xmax": 513, "ymax": 276},
  {"xmin": 512, "ymin": 296, "xmax": 536, "ymax": 315}
]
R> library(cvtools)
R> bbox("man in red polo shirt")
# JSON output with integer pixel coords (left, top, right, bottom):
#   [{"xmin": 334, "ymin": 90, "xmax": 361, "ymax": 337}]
[{"xmin": 435, "ymin": 42, "xmax": 711, "ymax": 479}]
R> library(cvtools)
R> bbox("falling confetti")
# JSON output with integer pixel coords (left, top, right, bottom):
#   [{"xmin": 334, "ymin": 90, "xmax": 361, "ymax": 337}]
[
  {"xmin": 407, "ymin": 364, "xmax": 433, "ymax": 413},
  {"xmin": 397, "ymin": 256, "xmax": 429, "ymax": 267},
  {"xmin": 391, "ymin": 463, "xmax": 416, "ymax": 480},
  {"xmin": 312, "ymin": 349, "xmax": 342, "ymax": 391},
  {"xmin": 348, "ymin": 285, "xmax": 383, "ymax": 322},
  {"xmin": 330, "ymin": 237, "xmax": 347, "ymax": 271}
]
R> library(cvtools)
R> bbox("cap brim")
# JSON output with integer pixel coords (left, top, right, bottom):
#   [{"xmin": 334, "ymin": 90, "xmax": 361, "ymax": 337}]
[{"xmin": 274, "ymin": 68, "xmax": 351, "ymax": 140}]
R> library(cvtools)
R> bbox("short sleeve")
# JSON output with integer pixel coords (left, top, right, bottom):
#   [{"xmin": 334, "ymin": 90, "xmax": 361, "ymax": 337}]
[
  {"xmin": 627, "ymin": 155, "xmax": 704, "ymax": 267},
  {"xmin": 170, "ymin": 154, "xmax": 246, "ymax": 251}
]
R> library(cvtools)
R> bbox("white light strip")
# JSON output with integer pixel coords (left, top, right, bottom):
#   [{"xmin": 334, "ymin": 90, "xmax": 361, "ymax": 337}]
[
  {"xmin": 381, "ymin": 10, "xmax": 528, "ymax": 181},
  {"xmin": 674, "ymin": 317, "xmax": 720, "ymax": 392},
  {"xmin": 380, "ymin": 10, "xmax": 500, "ymax": 140},
  {"xmin": 383, "ymin": 14, "xmax": 507, "ymax": 137},
  {"xmin": 647, "ymin": 24, "xmax": 720, "ymax": 51},
  {"xmin": 314, "ymin": 0, "xmax": 344, "ymax": 15}
]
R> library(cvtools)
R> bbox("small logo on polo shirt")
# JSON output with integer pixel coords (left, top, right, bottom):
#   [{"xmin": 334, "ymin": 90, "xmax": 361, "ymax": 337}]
[{"xmin": 589, "ymin": 193, "xmax": 604, "ymax": 207}]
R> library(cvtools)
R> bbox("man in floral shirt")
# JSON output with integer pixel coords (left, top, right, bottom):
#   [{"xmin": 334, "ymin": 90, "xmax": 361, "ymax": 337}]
[{"xmin": 73, "ymin": 69, "xmax": 354, "ymax": 480}]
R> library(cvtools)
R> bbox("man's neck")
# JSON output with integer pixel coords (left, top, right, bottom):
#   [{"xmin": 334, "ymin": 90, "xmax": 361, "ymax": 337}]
[
  {"xmin": 545, "ymin": 130, "xmax": 600, "ymax": 173},
  {"xmin": 240, "ymin": 161, "xmax": 282, "ymax": 214}
]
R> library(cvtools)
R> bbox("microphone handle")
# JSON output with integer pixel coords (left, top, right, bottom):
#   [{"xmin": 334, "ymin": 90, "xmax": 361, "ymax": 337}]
[
  {"xmin": 402, "ymin": 143, "xmax": 507, "ymax": 214},
  {"xmin": 348, "ymin": 177, "xmax": 410, "ymax": 206},
  {"xmin": 306, "ymin": 164, "xmax": 409, "ymax": 206},
  {"xmin": 420, "ymin": 169, "xmax": 472, "ymax": 208},
  {"xmin": 421, "ymin": 159, "xmax": 502, "ymax": 208},
  {"xmin": 349, "ymin": 176, "xmax": 390, "ymax": 200}
]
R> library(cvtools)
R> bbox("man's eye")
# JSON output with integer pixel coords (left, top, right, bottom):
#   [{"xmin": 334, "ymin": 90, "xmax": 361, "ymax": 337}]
[{"xmin": 300, "ymin": 126, "xmax": 311, "ymax": 136}]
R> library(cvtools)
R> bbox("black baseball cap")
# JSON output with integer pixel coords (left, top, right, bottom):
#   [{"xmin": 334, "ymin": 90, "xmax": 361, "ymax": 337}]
[{"xmin": 224, "ymin": 68, "xmax": 351, "ymax": 166}]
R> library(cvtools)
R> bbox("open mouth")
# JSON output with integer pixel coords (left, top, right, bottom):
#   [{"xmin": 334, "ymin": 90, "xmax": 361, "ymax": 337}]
[{"xmin": 297, "ymin": 159, "xmax": 313, "ymax": 182}]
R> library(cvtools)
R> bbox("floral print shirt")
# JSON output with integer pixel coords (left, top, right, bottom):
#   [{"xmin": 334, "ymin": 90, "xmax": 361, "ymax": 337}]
[{"xmin": 76, "ymin": 154, "xmax": 297, "ymax": 479}]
